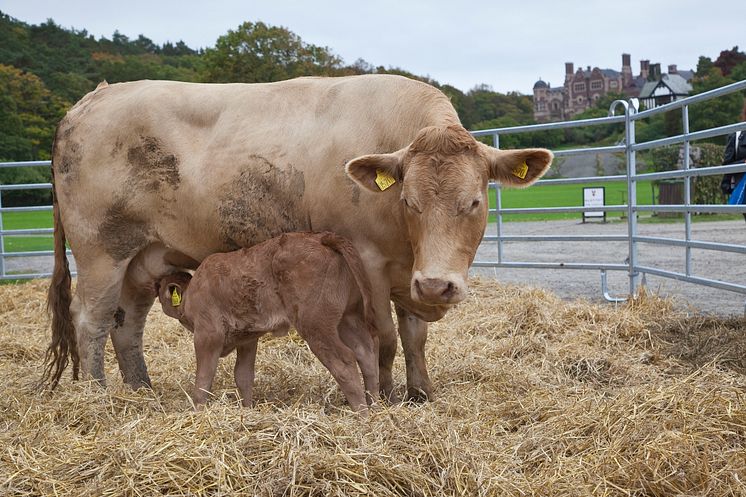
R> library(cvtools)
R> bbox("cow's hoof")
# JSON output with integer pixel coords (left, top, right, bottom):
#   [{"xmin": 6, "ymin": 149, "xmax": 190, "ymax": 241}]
[
  {"xmin": 380, "ymin": 388, "xmax": 401, "ymax": 404},
  {"xmin": 404, "ymin": 387, "xmax": 432, "ymax": 404}
]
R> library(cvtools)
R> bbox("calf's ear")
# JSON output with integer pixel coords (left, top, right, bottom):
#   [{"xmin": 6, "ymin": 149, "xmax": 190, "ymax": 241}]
[
  {"xmin": 345, "ymin": 148, "xmax": 406, "ymax": 193},
  {"xmin": 480, "ymin": 144, "xmax": 553, "ymax": 188}
]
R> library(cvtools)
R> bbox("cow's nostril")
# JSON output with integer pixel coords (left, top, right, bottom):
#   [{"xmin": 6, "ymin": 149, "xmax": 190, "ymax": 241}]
[
  {"xmin": 443, "ymin": 281, "xmax": 455, "ymax": 297},
  {"xmin": 414, "ymin": 279, "xmax": 423, "ymax": 298}
]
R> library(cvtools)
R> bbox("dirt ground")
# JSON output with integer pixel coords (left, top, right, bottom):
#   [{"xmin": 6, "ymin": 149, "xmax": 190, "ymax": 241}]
[
  {"xmin": 474, "ymin": 218, "xmax": 746, "ymax": 316},
  {"xmin": 6, "ymin": 218, "xmax": 745, "ymax": 316}
]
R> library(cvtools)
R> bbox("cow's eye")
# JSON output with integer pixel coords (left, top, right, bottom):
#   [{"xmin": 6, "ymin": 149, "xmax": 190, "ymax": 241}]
[
  {"xmin": 471, "ymin": 199, "xmax": 481, "ymax": 210},
  {"xmin": 402, "ymin": 197, "xmax": 421, "ymax": 213}
]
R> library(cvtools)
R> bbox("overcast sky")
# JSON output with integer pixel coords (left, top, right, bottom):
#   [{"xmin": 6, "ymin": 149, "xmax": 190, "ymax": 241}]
[{"xmin": 2, "ymin": 0, "xmax": 744, "ymax": 93}]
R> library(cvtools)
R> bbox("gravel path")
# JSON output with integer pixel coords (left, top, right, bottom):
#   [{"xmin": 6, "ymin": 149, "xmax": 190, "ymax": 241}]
[
  {"xmin": 6, "ymin": 219, "xmax": 745, "ymax": 316},
  {"xmin": 473, "ymin": 219, "xmax": 746, "ymax": 316}
]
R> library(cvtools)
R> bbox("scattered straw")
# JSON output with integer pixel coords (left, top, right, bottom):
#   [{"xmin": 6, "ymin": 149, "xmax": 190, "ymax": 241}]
[{"xmin": 1, "ymin": 278, "xmax": 745, "ymax": 496}]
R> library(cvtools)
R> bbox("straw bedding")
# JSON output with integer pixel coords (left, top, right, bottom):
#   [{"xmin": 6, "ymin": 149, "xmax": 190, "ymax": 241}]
[{"xmin": 1, "ymin": 278, "xmax": 745, "ymax": 496}]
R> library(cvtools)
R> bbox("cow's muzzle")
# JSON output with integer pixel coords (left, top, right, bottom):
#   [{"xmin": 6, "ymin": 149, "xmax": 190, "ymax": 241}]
[{"xmin": 411, "ymin": 272, "xmax": 467, "ymax": 305}]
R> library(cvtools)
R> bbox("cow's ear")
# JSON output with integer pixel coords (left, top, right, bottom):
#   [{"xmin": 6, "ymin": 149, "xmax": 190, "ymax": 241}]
[
  {"xmin": 481, "ymin": 144, "xmax": 553, "ymax": 188},
  {"xmin": 345, "ymin": 149, "xmax": 405, "ymax": 193}
]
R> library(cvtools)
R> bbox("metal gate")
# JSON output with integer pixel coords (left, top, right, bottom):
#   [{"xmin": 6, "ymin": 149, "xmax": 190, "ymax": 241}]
[
  {"xmin": 1, "ymin": 80, "xmax": 745, "ymax": 306},
  {"xmin": 471, "ymin": 79, "xmax": 746, "ymax": 304}
]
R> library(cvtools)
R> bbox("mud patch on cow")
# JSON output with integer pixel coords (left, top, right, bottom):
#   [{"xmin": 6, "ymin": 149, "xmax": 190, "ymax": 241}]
[
  {"xmin": 218, "ymin": 157, "xmax": 307, "ymax": 248},
  {"xmin": 113, "ymin": 307, "xmax": 126, "ymax": 328},
  {"xmin": 127, "ymin": 136, "xmax": 180, "ymax": 191},
  {"xmin": 98, "ymin": 198, "xmax": 149, "ymax": 261}
]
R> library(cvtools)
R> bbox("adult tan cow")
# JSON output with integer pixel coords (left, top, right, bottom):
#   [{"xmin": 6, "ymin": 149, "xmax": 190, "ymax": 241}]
[{"xmin": 44, "ymin": 75, "xmax": 552, "ymax": 401}]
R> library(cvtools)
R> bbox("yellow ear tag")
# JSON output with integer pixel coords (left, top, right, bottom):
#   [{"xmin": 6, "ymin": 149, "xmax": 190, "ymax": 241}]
[
  {"xmin": 375, "ymin": 169, "xmax": 396, "ymax": 191},
  {"xmin": 171, "ymin": 288, "xmax": 182, "ymax": 307},
  {"xmin": 512, "ymin": 161, "xmax": 529, "ymax": 180}
]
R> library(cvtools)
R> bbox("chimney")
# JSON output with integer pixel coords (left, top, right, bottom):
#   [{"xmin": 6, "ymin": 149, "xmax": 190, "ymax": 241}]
[
  {"xmin": 586, "ymin": 65, "xmax": 591, "ymax": 73},
  {"xmin": 649, "ymin": 63, "xmax": 661, "ymax": 81},
  {"xmin": 640, "ymin": 60, "xmax": 650, "ymax": 79},
  {"xmin": 668, "ymin": 64, "xmax": 678, "ymax": 74},
  {"xmin": 565, "ymin": 62, "xmax": 574, "ymax": 83},
  {"xmin": 622, "ymin": 53, "xmax": 632, "ymax": 87}
]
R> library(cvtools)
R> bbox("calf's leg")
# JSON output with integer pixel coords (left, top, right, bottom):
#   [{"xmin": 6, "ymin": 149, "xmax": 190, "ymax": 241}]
[
  {"xmin": 192, "ymin": 322, "xmax": 224, "ymax": 407},
  {"xmin": 395, "ymin": 304, "xmax": 433, "ymax": 402},
  {"xmin": 234, "ymin": 339, "xmax": 258, "ymax": 407},
  {"xmin": 338, "ymin": 313, "xmax": 379, "ymax": 405},
  {"xmin": 298, "ymin": 323, "xmax": 368, "ymax": 413}
]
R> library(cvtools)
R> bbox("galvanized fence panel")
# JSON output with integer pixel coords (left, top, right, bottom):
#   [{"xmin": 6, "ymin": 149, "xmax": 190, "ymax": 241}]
[
  {"xmin": 1, "ymin": 80, "xmax": 745, "ymax": 308},
  {"xmin": 471, "ymin": 78, "xmax": 746, "ymax": 302}
]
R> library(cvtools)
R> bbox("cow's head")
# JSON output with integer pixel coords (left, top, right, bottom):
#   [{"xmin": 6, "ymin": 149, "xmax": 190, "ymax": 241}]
[{"xmin": 346, "ymin": 124, "xmax": 552, "ymax": 307}]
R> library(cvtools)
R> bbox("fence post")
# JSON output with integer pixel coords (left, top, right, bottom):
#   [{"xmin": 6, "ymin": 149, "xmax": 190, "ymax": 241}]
[
  {"xmin": 682, "ymin": 104, "xmax": 692, "ymax": 276},
  {"xmin": 611, "ymin": 98, "xmax": 640, "ymax": 297},
  {"xmin": 0, "ymin": 189, "xmax": 4, "ymax": 279},
  {"xmin": 492, "ymin": 133, "xmax": 503, "ymax": 264}
]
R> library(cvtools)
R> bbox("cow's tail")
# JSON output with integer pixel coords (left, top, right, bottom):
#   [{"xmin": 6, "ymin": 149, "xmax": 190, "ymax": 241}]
[
  {"xmin": 41, "ymin": 138, "xmax": 78, "ymax": 390},
  {"xmin": 320, "ymin": 232, "xmax": 378, "ymax": 337}
]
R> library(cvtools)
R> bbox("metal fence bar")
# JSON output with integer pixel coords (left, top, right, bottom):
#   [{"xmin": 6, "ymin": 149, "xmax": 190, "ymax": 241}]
[
  {"xmin": 0, "ymin": 206, "xmax": 52, "ymax": 213},
  {"xmin": 632, "ymin": 122, "xmax": 746, "ymax": 152},
  {"xmin": 492, "ymin": 133, "xmax": 504, "ymax": 263},
  {"xmin": 635, "ymin": 265, "xmax": 746, "ymax": 294},
  {"xmin": 0, "ymin": 228, "xmax": 53, "ymax": 235},
  {"xmin": 633, "ymin": 236, "xmax": 746, "ymax": 254},
  {"xmin": 484, "ymin": 235, "xmax": 629, "ymax": 242},
  {"xmin": 489, "ymin": 204, "xmax": 628, "ymax": 214},
  {"xmin": 471, "ymin": 114, "xmax": 626, "ymax": 136},
  {"xmin": 0, "ymin": 190, "xmax": 4, "ymax": 278},
  {"xmin": 472, "ymin": 261, "xmax": 629, "ymax": 271},
  {"xmin": 0, "ymin": 183, "xmax": 53, "ymax": 191},
  {"xmin": 0, "ymin": 160, "xmax": 51, "ymax": 168},
  {"xmin": 636, "ymin": 162, "xmax": 746, "ymax": 181},
  {"xmin": 635, "ymin": 204, "xmax": 746, "ymax": 213},
  {"xmin": 533, "ymin": 175, "xmax": 628, "ymax": 186}
]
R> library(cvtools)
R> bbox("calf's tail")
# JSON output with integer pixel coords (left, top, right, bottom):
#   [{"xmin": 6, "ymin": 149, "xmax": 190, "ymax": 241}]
[
  {"xmin": 41, "ymin": 151, "xmax": 78, "ymax": 389},
  {"xmin": 320, "ymin": 232, "xmax": 378, "ymax": 337}
]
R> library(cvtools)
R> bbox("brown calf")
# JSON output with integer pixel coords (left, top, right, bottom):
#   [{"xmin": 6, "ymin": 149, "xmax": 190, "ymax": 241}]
[{"xmin": 155, "ymin": 232, "xmax": 379, "ymax": 412}]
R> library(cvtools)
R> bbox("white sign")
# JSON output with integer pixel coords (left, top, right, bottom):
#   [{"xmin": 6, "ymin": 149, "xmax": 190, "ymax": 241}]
[{"xmin": 583, "ymin": 187, "xmax": 605, "ymax": 219}]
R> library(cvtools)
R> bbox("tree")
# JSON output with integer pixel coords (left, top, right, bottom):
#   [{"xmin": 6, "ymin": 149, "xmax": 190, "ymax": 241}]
[{"xmin": 203, "ymin": 21, "xmax": 343, "ymax": 83}]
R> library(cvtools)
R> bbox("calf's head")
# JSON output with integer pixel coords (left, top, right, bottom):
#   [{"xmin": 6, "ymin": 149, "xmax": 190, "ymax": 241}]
[
  {"xmin": 346, "ymin": 124, "xmax": 552, "ymax": 307},
  {"xmin": 155, "ymin": 272, "xmax": 193, "ymax": 320}
]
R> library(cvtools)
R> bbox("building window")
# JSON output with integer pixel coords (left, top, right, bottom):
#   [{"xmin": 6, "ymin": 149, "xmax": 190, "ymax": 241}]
[
  {"xmin": 552, "ymin": 102, "xmax": 559, "ymax": 110},
  {"xmin": 591, "ymin": 80, "xmax": 603, "ymax": 90},
  {"xmin": 609, "ymin": 80, "xmax": 618, "ymax": 88},
  {"xmin": 577, "ymin": 96, "xmax": 584, "ymax": 104},
  {"xmin": 573, "ymin": 83, "xmax": 586, "ymax": 92}
]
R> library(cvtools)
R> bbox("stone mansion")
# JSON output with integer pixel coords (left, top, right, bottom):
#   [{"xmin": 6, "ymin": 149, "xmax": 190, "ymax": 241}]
[{"xmin": 533, "ymin": 54, "xmax": 694, "ymax": 122}]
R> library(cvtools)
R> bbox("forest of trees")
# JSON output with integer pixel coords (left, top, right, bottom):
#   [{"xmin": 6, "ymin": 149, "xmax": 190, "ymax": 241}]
[{"xmin": 0, "ymin": 9, "xmax": 744, "ymax": 203}]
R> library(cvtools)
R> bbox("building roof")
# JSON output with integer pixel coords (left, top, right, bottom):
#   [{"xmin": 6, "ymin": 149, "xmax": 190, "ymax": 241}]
[
  {"xmin": 638, "ymin": 73, "xmax": 693, "ymax": 98},
  {"xmin": 600, "ymin": 69, "xmax": 621, "ymax": 78},
  {"xmin": 533, "ymin": 79, "xmax": 548, "ymax": 89},
  {"xmin": 678, "ymin": 69, "xmax": 694, "ymax": 81}
]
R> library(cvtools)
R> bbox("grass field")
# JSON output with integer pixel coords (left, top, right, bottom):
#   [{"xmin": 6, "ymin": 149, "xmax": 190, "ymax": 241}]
[
  {"xmin": 1, "ymin": 210, "xmax": 54, "ymax": 253},
  {"xmin": 489, "ymin": 179, "xmax": 654, "ymax": 222}
]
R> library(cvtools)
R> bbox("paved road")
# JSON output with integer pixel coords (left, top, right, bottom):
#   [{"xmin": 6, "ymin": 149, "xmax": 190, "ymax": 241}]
[{"xmin": 5, "ymin": 219, "xmax": 745, "ymax": 316}]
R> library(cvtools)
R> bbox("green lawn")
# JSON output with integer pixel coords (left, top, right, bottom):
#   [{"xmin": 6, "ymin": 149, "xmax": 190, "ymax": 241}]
[
  {"xmin": 1, "ymin": 210, "xmax": 54, "ymax": 253},
  {"xmin": 489, "ymin": 180, "xmax": 655, "ymax": 222}
]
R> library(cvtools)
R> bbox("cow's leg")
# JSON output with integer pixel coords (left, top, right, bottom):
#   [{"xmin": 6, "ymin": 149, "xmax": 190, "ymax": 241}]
[
  {"xmin": 192, "ymin": 322, "xmax": 223, "ymax": 407},
  {"xmin": 395, "ymin": 304, "xmax": 433, "ymax": 402},
  {"xmin": 299, "ymin": 325, "xmax": 368, "ymax": 412},
  {"xmin": 108, "ymin": 267, "xmax": 157, "ymax": 389},
  {"xmin": 338, "ymin": 312, "xmax": 379, "ymax": 406},
  {"xmin": 70, "ymin": 256, "xmax": 130, "ymax": 385},
  {"xmin": 234, "ymin": 339, "xmax": 258, "ymax": 407}
]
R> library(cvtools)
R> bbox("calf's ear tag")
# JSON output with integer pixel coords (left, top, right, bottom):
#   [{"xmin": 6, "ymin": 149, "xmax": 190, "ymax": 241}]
[
  {"xmin": 171, "ymin": 288, "xmax": 182, "ymax": 307},
  {"xmin": 375, "ymin": 169, "xmax": 396, "ymax": 191},
  {"xmin": 512, "ymin": 161, "xmax": 529, "ymax": 180}
]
